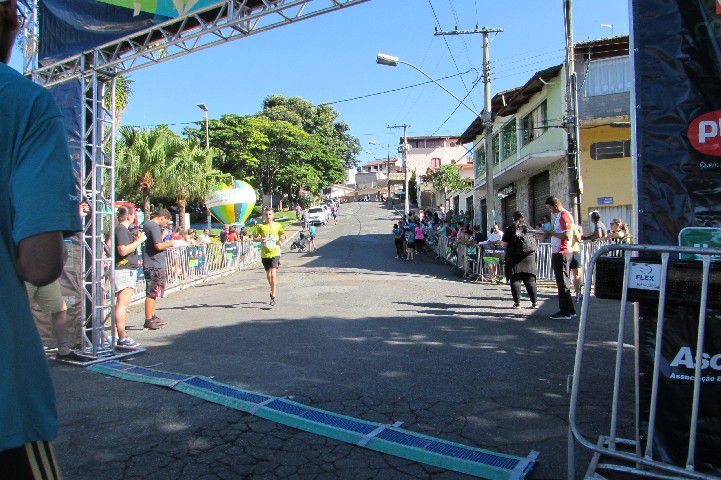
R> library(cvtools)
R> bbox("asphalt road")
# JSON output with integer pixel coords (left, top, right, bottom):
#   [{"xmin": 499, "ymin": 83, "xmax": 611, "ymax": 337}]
[{"xmin": 51, "ymin": 201, "xmax": 634, "ymax": 479}]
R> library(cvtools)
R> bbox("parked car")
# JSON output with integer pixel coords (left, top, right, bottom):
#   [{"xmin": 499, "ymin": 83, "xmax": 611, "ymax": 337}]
[{"xmin": 307, "ymin": 206, "xmax": 328, "ymax": 225}]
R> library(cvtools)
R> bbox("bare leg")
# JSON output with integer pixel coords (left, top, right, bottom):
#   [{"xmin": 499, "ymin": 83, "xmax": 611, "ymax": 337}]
[
  {"xmin": 145, "ymin": 297, "xmax": 156, "ymax": 320},
  {"xmin": 270, "ymin": 268, "xmax": 278, "ymax": 297},
  {"xmin": 115, "ymin": 288, "xmax": 133, "ymax": 340},
  {"xmin": 266, "ymin": 268, "xmax": 273, "ymax": 295}
]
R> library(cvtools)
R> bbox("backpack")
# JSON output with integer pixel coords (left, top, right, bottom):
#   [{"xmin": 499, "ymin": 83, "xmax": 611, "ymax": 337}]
[{"xmin": 513, "ymin": 225, "xmax": 538, "ymax": 255}]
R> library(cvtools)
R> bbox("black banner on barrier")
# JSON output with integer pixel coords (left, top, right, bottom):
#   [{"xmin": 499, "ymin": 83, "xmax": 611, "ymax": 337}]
[
  {"xmin": 38, "ymin": 0, "xmax": 227, "ymax": 64},
  {"xmin": 632, "ymin": 0, "xmax": 721, "ymax": 473}
]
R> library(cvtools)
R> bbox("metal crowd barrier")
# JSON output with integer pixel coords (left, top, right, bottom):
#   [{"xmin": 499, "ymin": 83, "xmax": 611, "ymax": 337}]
[
  {"xmin": 131, "ymin": 240, "xmax": 260, "ymax": 302},
  {"xmin": 568, "ymin": 243, "xmax": 721, "ymax": 480}
]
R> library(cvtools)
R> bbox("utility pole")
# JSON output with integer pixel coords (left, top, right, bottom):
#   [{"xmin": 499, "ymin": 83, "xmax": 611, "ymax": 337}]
[
  {"xmin": 388, "ymin": 124, "xmax": 411, "ymax": 216},
  {"xmin": 386, "ymin": 143, "xmax": 391, "ymax": 200},
  {"xmin": 563, "ymin": 0, "xmax": 582, "ymax": 221},
  {"xmin": 435, "ymin": 27, "xmax": 502, "ymax": 235}
]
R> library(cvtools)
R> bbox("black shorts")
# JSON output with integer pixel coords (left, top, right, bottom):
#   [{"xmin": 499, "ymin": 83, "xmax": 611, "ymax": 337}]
[
  {"xmin": 0, "ymin": 441, "xmax": 61, "ymax": 480},
  {"xmin": 144, "ymin": 268, "xmax": 166, "ymax": 299},
  {"xmin": 569, "ymin": 252, "xmax": 582, "ymax": 270},
  {"xmin": 262, "ymin": 256, "xmax": 281, "ymax": 271}
]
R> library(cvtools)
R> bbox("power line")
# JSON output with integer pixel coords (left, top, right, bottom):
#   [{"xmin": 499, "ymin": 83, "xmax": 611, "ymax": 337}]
[
  {"xmin": 431, "ymin": 75, "xmax": 483, "ymax": 135},
  {"xmin": 427, "ymin": 0, "xmax": 478, "ymax": 110},
  {"xmin": 124, "ymin": 69, "xmax": 476, "ymax": 129}
]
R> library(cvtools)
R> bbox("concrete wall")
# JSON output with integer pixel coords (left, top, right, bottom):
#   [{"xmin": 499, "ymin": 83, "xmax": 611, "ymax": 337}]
[
  {"xmin": 406, "ymin": 143, "xmax": 468, "ymax": 177},
  {"xmin": 578, "ymin": 123, "xmax": 633, "ymax": 219},
  {"xmin": 549, "ymin": 157, "xmax": 571, "ymax": 209}
]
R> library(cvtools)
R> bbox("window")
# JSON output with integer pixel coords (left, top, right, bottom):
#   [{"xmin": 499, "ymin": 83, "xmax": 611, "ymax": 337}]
[
  {"xmin": 492, "ymin": 134, "xmax": 500, "ymax": 165},
  {"xmin": 590, "ymin": 140, "xmax": 631, "ymax": 160},
  {"xmin": 585, "ymin": 57, "xmax": 631, "ymax": 97},
  {"xmin": 501, "ymin": 119, "xmax": 517, "ymax": 160},
  {"xmin": 474, "ymin": 145, "xmax": 485, "ymax": 179},
  {"xmin": 431, "ymin": 158, "xmax": 441, "ymax": 169},
  {"xmin": 521, "ymin": 101, "xmax": 547, "ymax": 146}
]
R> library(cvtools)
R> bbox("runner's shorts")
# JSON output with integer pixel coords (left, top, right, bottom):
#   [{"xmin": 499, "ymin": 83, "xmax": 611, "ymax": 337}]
[
  {"xmin": 143, "ymin": 268, "xmax": 166, "ymax": 299},
  {"xmin": 0, "ymin": 441, "xmax": 61, "ymax": 480},
  {"xmin": 25, "ymin": 280, "xmax": 66, "ymax": 314},
  {"xmin": 261, "ymin": 256, "xmax": 281, "ymax": 271},
  {"xmin": 114, "ymin": 269, "xmax": 137, "ymax": 293},
  {"xmin": 569, "ymin": 251, "xmax": 582, "ymax": 270}
]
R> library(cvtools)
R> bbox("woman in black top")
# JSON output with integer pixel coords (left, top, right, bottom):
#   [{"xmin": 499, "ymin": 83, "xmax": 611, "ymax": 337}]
[{"xmin": 502, "ymin": 211, "xmax": 538, "ymax": 309}]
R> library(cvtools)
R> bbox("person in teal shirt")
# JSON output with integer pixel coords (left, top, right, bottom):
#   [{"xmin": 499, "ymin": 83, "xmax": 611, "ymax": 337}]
[{"xmin": 0, "ymin": 1, "xmax": 82, "ymax": 474}]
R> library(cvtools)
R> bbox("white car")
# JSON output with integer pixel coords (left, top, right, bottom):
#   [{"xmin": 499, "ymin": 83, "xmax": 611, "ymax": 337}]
[{"xmin": 307, "ymin": 206, "xmax": 328, "ymax": 225}]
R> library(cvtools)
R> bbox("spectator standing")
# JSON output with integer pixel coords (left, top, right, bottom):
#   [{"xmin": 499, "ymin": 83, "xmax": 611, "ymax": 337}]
[
  {"xmin": 114, "ymin": 206, "xmax": 145, "ymax": 347},
  {"xmin": 570, "ymin": 224, "xmax": 584, "ymax": 302},
  {"xmin": 308, "ymin": 224, "xmax": 317, "ymax": 252},
  {"xmin": 541, "ymin": 215, "xmax": 553, "ymax": 243},
  {"xmin": 142, "ymin": 209, "xmax": 175, "ymax": 329},
  {"xmin": 414, "ymin": 222, "xmax": 425, "ymax": 253},
  {"xmin": 582, "ymin": 211, "xmax": 606, "ymax": 241},
  {"xmin": 219, "ymin": 224, "xmax": 229, "ymax": 243},
  {"xmin": 197, "ymin": 228, "xmax": 212, "ymax": 244},
  {"xmin": 545, "ymin": 197, "xmax": 576, "ymax": 320},
  {"xmin": 502, "ymin": 212, "xmax": 538, "ymax": 308},
  {"xmin": 225, "ymin": 226, "xmax": 240, "ymax": 243},
  {"xmin": 392, "ymin": 223, "xmax": 404, "ymax": 258},
  {"xmin": 295, "ymin": 203, "xmax": 302, "ymax": 222},
  {"xmin": 607, "ymin": 218, "xmax": 631, "ymax": 243},
  {"xmin": 1, "ymin": 4, "xmax": 83, "ymax": 473},
  {"xmin": 254, "ymin": 208, "xmax": 286, "ymax": 306},
  {"xmin": 302, "ymin": 209, "xmax": 310, "ymax": 230}
]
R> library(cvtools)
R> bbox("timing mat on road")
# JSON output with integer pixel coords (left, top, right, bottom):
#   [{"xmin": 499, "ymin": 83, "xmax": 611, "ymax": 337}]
[{"xmin": 89, "ymin": 361, "xmax": 538, "ymax": 480}]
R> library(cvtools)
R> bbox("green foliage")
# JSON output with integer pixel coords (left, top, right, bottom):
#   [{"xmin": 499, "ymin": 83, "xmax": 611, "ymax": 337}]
[
  {"xmin": 185, "ymin": 95, "xmax": 360, "ymax": 205},
  {"xmin": 408, "ymin": 171, "xmax": 417, "ymax": 206},
  {"xmin": 428, "ymin": 164, "xmax": 469, "ymax": 194}
]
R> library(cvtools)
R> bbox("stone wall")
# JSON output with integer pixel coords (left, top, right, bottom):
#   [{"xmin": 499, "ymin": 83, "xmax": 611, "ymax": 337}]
[{"xmin": 549, "ymin": 157, "xmax": 571, "ymax": 207}]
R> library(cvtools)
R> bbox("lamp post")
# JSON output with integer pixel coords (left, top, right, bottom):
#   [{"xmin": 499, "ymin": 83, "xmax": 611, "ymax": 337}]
[
  {"xmin": 197, "ymin": 103, "xmax": 210, "ymax": 228},
  {"xmin": 377, "ymin": 53, "xmax": 492, "ymax": 229}
]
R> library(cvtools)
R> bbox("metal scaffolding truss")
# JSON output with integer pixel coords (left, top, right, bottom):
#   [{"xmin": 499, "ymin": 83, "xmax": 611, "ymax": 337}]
[{"xmin": 30, "ymin": 0, "xmax": 369, "ymax": 87}]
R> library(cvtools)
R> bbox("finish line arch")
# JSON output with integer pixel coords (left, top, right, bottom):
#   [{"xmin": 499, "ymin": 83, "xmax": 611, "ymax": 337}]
[{"xmin": 18, "ymin": 0, "xmax": 369, "ymax": 364}]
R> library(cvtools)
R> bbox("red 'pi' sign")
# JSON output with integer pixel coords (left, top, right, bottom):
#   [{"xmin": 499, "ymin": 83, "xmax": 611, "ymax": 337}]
[{"xmin": 688, "ymin": 110, "xmax": 721, "ymax": 156}]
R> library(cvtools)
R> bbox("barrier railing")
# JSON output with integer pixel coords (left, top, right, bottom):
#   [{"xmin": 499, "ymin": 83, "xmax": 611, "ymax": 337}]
[
  {"xmin": 432, "ymin": 235, "xmax": 610, "ymax": 283},
  {"xmin": 568, "ymin": 243, "xmax": 721, "ymax": 480},
  {"xmin": 131, "ymin": 240, "xmax": 260, "ymax": 302}
]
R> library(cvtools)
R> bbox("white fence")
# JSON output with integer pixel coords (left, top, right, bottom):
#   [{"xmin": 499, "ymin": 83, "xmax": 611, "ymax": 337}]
[{"xmin": 131, "ymin": 240, "xmax": 261, "ymax": 303}]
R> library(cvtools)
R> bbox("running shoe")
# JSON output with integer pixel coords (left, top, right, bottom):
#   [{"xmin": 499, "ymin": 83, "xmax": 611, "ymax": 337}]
[
  {"xmin": 513, "ymin": 303, "xmax": 522, "ymax": 309},
  {"xmin": 144, "ymin": 319, "xmax": 162, "ymax": 330},
  {"xmin": 549, "ymin": 311, "xmax": 573, "ymax": 320},
  {"xmin": 530, "ymin": 303, "xmax": 538, "ymax": 309},
  {"xmin": 55, "ymin": 351, "xmax": 87, "ymax": 362},
  {"xmin": 269, "ymin": 295, "xmax": 276, "ymax": 307},
  {"xmin": 117, "ymin": 337, "xmax": 140, "ymax": 348},
  {"xmin": 150, "ymin": 315, "xmax": 167, "ymax": 325}
]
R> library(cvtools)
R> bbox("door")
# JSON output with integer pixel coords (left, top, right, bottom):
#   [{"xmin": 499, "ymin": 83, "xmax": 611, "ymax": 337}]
[
  {"xmin": 502, "ymin": 193, "xmax": 517, "ymax": 228},
  {"xmin": 530, "ymin": 171, "xmax": 550, "ymax": 226}
]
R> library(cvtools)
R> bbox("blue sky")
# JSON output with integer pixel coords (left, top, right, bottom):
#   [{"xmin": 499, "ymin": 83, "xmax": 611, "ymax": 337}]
[{"xmin": 11, "ymin": 0, "xmax": 629, "ymax": 165}]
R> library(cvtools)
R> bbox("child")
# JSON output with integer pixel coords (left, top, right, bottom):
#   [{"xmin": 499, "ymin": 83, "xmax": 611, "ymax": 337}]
[
  {"xmin": 405, "ymin": 227, "xmax": 415, "ymax": 261},
  {"xmin": 308, "ymin": 224, "xmax": 317, "ymax": 251}
]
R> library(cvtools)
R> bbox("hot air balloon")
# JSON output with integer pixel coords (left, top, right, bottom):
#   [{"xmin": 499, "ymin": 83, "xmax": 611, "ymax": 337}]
[{"xmin": 205, "ymin": 180, "xmax": 257, "ymax": 226}]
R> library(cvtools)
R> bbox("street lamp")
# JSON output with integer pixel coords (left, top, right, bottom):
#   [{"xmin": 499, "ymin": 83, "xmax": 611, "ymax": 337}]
[
  {"xmin": 197, "ymin": 103, "xmax": 209, "ymax": 150},
  {"xmin": 377, "ymin": 53, "xmax": 493, "ymax": 228},
  {"xmin": 197, "ymin": 103, "xmax": 210, "ymax": 228}
]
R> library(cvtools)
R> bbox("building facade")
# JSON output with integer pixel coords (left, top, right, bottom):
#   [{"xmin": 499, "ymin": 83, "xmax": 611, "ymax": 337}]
[
  {"xmin": 459, "ymin": 35, "xmax": 632, "ymax": 235},
  {"xmin": 401, "ymin": 136, "xmax": 468, "ymax": 179}
]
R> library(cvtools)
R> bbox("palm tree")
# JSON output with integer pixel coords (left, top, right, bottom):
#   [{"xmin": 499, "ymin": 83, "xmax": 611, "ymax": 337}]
[
  {"xmin": 156, "ymin": 140, "xmax": 230, "ymax": 228},
  {"xmin": 104, "ymin": 75, "xmax": 134, "ymax": 130},
  {"xmin": 116, "ymin": 126, "xmax": 182, "ymax": 215}
]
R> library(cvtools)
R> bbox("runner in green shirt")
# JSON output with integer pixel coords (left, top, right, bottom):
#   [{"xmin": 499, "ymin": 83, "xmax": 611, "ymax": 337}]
[{"xmin": 253, "ymin": 207, "xmax": 286, "ymax": 306}]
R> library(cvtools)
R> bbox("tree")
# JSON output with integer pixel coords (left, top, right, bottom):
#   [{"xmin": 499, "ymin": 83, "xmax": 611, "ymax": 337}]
[
  {"xmin": 104, "ymin": 75, "xmax": 134, "ymax": 130},
  {"xmin": 155, "ymin": 140, "xmax": 230, "ymax": 228},
  {"xmin": 427, "ymin": 164, "xmax": 471, "ymax": 204},
  {"xmin": 116, "ymin": 125, "xmax": 182, "ymax": 215},
  {"xmin": 184, "ymin": 95, "xmax": 361, "ymax": 208}
]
